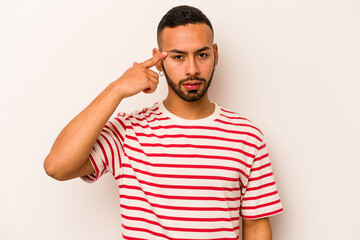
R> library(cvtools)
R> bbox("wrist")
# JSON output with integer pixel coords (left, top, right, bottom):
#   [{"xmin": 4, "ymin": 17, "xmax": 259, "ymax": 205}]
[{"xmin": 106, "ymin": 81, "xmax": 125, "ymax": 104}]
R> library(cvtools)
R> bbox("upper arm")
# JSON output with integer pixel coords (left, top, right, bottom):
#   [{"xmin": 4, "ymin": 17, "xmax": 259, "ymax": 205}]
[
  {"xmin": 54, "ymin": 158, "xmax": 96, "ymax": 181},
  {"xmin": 242, "ymin": 218, "xmax": 272, "ymax": 240}
]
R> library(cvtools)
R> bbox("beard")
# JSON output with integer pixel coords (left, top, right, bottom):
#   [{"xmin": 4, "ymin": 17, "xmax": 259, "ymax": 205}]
[{"xmin": 162, "ymin": 62, "xmax": 215, "ymax": 102}]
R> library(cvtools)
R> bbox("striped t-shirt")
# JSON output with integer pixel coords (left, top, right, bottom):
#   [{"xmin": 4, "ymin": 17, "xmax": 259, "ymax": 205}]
[{"xmin": 81, "ymin": 101, "xmax": 283, "ymax": 240}]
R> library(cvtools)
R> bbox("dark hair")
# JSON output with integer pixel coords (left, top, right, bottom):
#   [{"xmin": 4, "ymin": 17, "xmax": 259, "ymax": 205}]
[{"xmin": 157, "ymin": 5, "xmax": 213, "ymax": 47}]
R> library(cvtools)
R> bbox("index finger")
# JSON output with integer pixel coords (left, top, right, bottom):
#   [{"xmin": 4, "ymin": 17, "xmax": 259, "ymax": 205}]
[{"xmin": 141, "ymin": 51, "xmax": 167, "ymax": 68}]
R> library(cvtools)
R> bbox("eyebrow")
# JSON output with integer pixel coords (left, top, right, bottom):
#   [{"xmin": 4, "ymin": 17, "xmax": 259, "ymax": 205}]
[{"xmin": 168, "ymin": 46, "xmax": 211, "ymax": 54}]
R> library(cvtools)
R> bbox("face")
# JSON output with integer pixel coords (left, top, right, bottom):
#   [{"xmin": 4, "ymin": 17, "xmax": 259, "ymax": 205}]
[{"xmin": 156, "ymin": 23, "xmax": 218, "ymax": 102}]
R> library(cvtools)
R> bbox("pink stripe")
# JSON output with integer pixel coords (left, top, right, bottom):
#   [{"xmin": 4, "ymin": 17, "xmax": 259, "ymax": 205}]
[
  {"xmin": 123, "ymin": 143, "xmax": 252, "ymax": 172},
  {"xmin": 121, "ymin": 224, "xmax": 172, "ymax": 240},
  {"xmin": 121, "ymin": 214, "xmax": 239, "ymax": 232},
  {"xmin": 106, "ymin": 129, "xmax": 122, "ymax": 173},
  {"xmin": 242, "ymin": 191, "xmax": 278, "ymax": 201},
  {"xmin": 120, "ymin": 195, "xmax": 241, "ymax": 211},
  {"xmin": 139, "ymin": 117, "xmax": 170, "ymax": 123},
  {"xmin": 122, "ymin": 224, "xmax": 238, "ymax": 240},
  {"xmin": 137, "ymin": 157, "xmax": 246, "ymax": 184},
  {"xmin": 214, "ymin": 118, "xmax": 262, "ymax": 134},
  {"xmin": 102, "ymin": 129, "xmax": 118, "ymax": 176},
  {"xmin": 124, "ymin": 144, "xmax": 145, "ymax": 154},
  {"xmin": 139, "ymin": 142, "xmax": 255, "ymax": 158},
  {"xmin": 117, "ymin": 174, "xmax": 241, "ymax": 191},
  {"xmin": 106, "ymin": 121, "xmax": 124, "ymax": 143},
  {"xmin": 83, "ymin": 175, "xmax": 93, "ymax": 181},
  {"xmin": 220, "ymin": 108, "xmax": 237, "ymax": 115},
  {"xmin": 127, "ymin": 154, "xmax": 246, "ymax": 173},
  {"xmin": 122, "ymin": 234, "xmax": 147, "ymax": 240},
  {"xmin": 254, "ymin": 153, "xmax": 269, "ymax": 162},
  {"xmin": 128, "ymin": 111, "xmax": 163, "ymax": 121},
  {"xmin": 258, "ymin": 143, "xmax": 266, "ymax": 151},
  {"xmin": 241, "ymin": 208, "xmax": 283, "ymax": 219},
  {"xmin": 121, "ymin": 205, "xmax": 239, "ymax": 223},
  {"xmin": 133, "ymin": 133, "xmax": 259, "ymax": 149},
  {"xmin": 147, "ymin": 152, "xmax": 251, "ymax": 168},
  {"xmin": 119, "ymin": 184, "xmax": 241, "ymax": 201},
  {"xmin": 124, "ymin": 155, "xmax": 247, "ymax": 188},
  {"xmin": 96, "ymin": 138, "xmax": 109, "ymax": 166},
  {"xmin": 241, "ymin": 199, "xmax": 281, "ymax": 210},
  {"xmin": 99, "ymin": 167, "xmax": 107, "ymax": 178},
  {"xmin": 114, "ymin": 117, "xmax": 127, "ymax": 132},
  {"xmin": 99, "ymin": 133, "xmax": 114, "ymax": 176},
  {"xmin": 246, "ymin": 181, "xmax": 275, "ymax": 191},
  {"xmin": 105, "ymin": 123, "xmax": 126, "ymax": 158},
  {"xmin": 249, "ymin": 172, "xmax": 273, "ymax": 181},
  {"xmin": 88, "ymin": 154, "xmax": 99, "ymax": 175},
  {"xmin": 129, "ymin": 124, "xmax": 262, "ymax": 142},
  {"xmin": 219, "ymin": 113, "xmax": 247, "ymax": 120},
  {"xmin": 117, "ymin": 112, "xmax": 126, "ymax": 117},
  {"xmin": 252, "ymin": 162, "xmax": 271, "ymax": 171},
  {"xmin": 141, "ymin": 106, "xmax": 159, "ymax": 114},
  {"xmin": 121, "ymin": 163, "xmax": 240, "ymax": 182}
]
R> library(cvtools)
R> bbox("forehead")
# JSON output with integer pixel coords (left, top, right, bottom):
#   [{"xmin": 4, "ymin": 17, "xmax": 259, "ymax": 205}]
[{"xmin": 159, "ymin": 23, "xmax": 213, "ymax": 51}]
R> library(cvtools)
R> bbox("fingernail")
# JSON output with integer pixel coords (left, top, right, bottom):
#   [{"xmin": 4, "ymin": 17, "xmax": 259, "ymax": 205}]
[{"xmin": 161, "ymin": 51, "xmax": 167, "ymax": 56}]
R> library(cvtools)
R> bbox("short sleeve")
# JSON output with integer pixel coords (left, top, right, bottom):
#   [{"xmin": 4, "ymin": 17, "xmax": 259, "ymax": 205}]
[
  {"xmin": 81, "ymin": 114, "xmax": 127, "ymax": 183},
  {"xmin": 240, "ymin": 137, "xmax": 284, "ymax": 219}
]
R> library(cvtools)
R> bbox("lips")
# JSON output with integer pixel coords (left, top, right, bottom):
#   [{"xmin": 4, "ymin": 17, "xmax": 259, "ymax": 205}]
[{"xmin": 182, "ymin": 81, "xmax": 202, "ymax": 90}]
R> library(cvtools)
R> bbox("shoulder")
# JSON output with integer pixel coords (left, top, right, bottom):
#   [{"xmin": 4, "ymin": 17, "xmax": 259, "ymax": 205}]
[
  {"xmin": 128, "ymin": 102, "xmax": 162, "ymax": 123},
  {"xmin": 104, "ymin": 103, "xmax": 160, "ymax": 135},
  {"xmin": 114, "ymin": 102, "xmax": 161, "ymax": 124},
  {"xmin": 216, "ymin": 104, "xmax": 265, "ymax": 142}
]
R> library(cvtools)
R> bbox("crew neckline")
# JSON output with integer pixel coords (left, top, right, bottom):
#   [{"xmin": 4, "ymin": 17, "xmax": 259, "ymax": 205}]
[{"xmin": 158, "ymin": 101, "xmax": 220, "ymax": 125}]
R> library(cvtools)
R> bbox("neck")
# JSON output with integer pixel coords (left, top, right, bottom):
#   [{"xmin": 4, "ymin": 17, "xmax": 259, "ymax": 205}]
[{"xmin": 163, "ymin": 92, "xmax": 215, "ymax": 120}]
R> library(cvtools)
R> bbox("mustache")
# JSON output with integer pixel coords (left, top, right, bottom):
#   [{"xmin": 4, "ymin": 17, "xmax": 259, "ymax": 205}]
[{"xmin": 179, "ymin": 76, "xmax": 206, "ymax": 84}]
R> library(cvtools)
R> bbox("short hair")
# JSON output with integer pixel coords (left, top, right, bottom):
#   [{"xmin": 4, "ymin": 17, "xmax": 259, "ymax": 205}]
[{"xmin": 157, "ymin": 5, "xmax": 214, "ymax": 47}]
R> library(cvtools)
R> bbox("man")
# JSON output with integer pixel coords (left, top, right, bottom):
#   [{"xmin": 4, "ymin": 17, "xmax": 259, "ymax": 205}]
[{"xmin": 44, "ymin": 5, "xmax": 283, "ymax": 240}]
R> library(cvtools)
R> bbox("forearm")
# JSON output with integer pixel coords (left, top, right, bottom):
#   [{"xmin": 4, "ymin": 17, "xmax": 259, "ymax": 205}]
[
  {"xmin": 44, "ymin": 81, "xmax": 123, "ymax": 180},
  {"xmin": 242, "ymin": 218, "xmax": 272, "ymax": 240},
  {"xmin": 44, "ymin": 51, "xmax": 167, "ymax": 181}
]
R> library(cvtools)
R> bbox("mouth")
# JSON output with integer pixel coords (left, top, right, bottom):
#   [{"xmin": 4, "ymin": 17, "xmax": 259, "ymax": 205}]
[{"xmin": 182, "ymin": 81, "xmax": 202, "ymax": 90}]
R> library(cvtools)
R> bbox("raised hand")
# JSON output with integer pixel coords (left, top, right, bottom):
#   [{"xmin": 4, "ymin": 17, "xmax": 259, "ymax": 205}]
[
  {"xmin": 115, "ymin": 50, "xmax": 167, "ymax": 99},
  {"xmin": 44, "ymin": 50, "xmax": 167, "ymax": 181}
]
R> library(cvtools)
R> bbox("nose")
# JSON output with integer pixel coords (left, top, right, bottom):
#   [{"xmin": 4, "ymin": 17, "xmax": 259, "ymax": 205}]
[{"xmin": 185, "ymin": 57, "xmax": 200, "ymax": 76}]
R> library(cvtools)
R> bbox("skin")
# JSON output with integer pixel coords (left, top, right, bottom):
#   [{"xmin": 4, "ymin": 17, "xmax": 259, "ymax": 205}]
[
  {"xmin": 43, "ymin": 51, "xmax": 167, "ymax": 181},
  {"xmin": 243, "ymin": 217, "xmax": 272, "ymax": 240},
  {"xmin": 43, "ymin": 23, "xmax": 271, "ymax": 240},
  {"xmin": 154, "ymin": 23, "xmax": 218, "ymax": 120}
]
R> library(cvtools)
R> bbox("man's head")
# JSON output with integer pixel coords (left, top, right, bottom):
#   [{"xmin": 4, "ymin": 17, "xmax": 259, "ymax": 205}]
[
  {"xmin": 157, "ymin": 5, "xmax": 214, "ymax": 50},
  {"xmin": 154, "ymin": 5, "xmax": 218, "ymax": 102}
]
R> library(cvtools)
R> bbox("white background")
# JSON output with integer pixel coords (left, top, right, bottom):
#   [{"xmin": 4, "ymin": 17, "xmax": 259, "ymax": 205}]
[{"xmin": 1, "ymin": 0, "xmax": 359, "ymax": 239}]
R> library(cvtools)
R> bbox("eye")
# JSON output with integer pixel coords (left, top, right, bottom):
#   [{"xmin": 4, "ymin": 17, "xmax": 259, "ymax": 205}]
[
  {"xmin": 199, "ymin": 53, "xmax": 208, "ymax": 58},
  {"xmin": 173, "ymin": 55, "xmax": 183, "ymax": 60}
]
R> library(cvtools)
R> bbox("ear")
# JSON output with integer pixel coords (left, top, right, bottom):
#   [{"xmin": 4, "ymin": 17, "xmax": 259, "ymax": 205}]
[
  {"xmin": 213, "ymin": 43, "xmax": 219, "ymax": 67},
  {"xmin": 152, "ymin": 48, "xmax": 164, "ymax": 71}
]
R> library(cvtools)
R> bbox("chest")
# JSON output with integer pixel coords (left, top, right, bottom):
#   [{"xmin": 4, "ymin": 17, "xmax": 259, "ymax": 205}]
[{"xmin": 120, "ymin": 125, "xmax": 255, "ymax": 191}]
